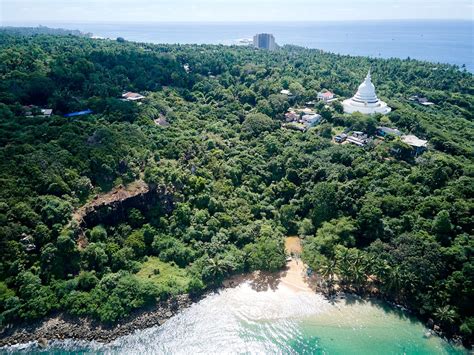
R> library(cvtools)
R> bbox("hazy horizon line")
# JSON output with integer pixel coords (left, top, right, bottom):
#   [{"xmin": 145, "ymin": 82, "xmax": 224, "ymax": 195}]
[{"xmin": 2, "ymin": 18, "xmax": 474, "ymax": 26}]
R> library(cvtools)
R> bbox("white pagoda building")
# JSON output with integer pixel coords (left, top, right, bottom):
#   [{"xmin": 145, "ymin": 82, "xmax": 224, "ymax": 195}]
[{"xmin": 343, "ymin": 70, "xmax": 391, "ymax": 115}]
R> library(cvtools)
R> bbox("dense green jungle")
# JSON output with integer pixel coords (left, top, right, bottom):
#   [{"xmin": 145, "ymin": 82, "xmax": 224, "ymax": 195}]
[{"xmin": 0, "ymin": 29, "xmax": 472, "ymax": 344}]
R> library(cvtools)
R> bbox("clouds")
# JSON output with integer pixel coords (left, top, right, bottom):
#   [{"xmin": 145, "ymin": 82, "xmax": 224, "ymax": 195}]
[{"xmin": 1, "ymin": 0, "xmax": 473, "ymax": 24}]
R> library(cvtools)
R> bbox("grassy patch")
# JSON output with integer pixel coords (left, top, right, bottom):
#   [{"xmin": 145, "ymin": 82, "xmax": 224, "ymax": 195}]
[
  {"xmin": 332, "ymin": 126, "xmax": 345, "ymax": 135},
  {"xmin": 136, "ymin": 257, "xmax": 191, "ymax": 293}
]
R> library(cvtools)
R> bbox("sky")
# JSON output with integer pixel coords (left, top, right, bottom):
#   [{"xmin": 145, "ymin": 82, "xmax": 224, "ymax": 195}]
[{"xmin": 1, "ymin": 0, "xmax": 473, "ymax": 25}]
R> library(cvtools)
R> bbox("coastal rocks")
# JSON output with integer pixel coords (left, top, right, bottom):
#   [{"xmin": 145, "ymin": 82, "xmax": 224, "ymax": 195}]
[
  {"xmin": 38, "ymin": 337, "xmax": 48, "ymax": 348},
  {"xmin": 451, "ymin": 335, "xmax": 464, "ymax": 347},
  {"xmin": 0, "ymin": 295, "xmax": 192, "ymax": 347},
  {"xmin": 427, "ymin": 318, "xmax": 434, "ymax": 328}
]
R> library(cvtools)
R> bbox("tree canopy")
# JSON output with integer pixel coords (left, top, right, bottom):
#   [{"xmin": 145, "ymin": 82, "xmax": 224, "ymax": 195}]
[{"xmin": 0, "ymin": 30, "xmax": 472, "ymax": 344}]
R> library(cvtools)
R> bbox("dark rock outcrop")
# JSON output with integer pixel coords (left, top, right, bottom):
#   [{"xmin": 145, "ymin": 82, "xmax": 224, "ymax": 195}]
[
  {"xmin": 0, "ymin": 295, "xmax": 191, "ymax": 347},
  {"xmin": 70, "ymin": 181, "xmax": 175, "ymax": 248},
  {"xmin": 79, "ymin": 185, "xmax": 174, "ymax": 230}
]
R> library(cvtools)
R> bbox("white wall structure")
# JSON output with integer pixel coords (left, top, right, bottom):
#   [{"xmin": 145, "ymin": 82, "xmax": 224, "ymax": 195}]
[{"xmin": 343, "ymin": 70, "xmax": 391, "ymax": 115}]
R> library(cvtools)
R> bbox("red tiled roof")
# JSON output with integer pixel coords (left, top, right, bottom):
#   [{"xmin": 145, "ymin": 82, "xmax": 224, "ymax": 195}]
[
  {"xmin": 321, "ymin": 91, "xmax": 334, "ymax": 97},
  {"xmin": 122, "ymin": 92, "xmax": 144, "ymax": 99}
]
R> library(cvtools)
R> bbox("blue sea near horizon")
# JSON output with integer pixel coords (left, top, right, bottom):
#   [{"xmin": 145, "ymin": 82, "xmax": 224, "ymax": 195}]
[{"xmin": 13, "ymin": 20, "xmax": 473, "ymax": 71}]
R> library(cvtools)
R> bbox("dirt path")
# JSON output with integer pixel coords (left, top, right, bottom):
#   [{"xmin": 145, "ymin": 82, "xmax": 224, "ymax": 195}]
[{"xmin": 280, "ymin": 237, "xmax": 312, "ymax": 292}]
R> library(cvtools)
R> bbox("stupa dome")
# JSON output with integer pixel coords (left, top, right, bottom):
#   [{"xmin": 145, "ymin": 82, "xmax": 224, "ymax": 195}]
[{"xmin": 343, "ymin": 70, "xmax": 391, "ymax": 115}]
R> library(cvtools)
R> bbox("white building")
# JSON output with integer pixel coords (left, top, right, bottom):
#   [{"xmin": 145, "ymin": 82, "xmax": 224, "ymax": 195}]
[
  {"xmin": 253, "ymin": 33, "xmax": 276, "ymax": 50},
  {"xmin": 401, "ymin": 135, "xmax": 428, "ymax": 156},
  {"xmin": 40, "ymin": 109, "xmax": 53, "ymax": 117},
  {"xmin": 402, "ymin": 135, "xmax": 428, "ymax": 147},
  {"xmin": 122, "ymin": 92, "xmax": 145, "ymax": 101},
  {"xmin": 301, "ymin": 114, "xmax": 322, "ymax": 128},
  {"xmin": 280, "ymin": 89, "xmax": 294, "ymax": 98},
  {"xmin": 347, "ymin": 131, "xmax": 369, "ymax": 146},
  {"xmin": 343, "ymin": 70, "xmax": 391, "ymax": 115},
  {"xmin": 23, "ymin": 105, "xmax": 53, "ymax": 117},
  {"xmin": 409, "ymin": 95, "xmax": 435, "ymax": 106},
  {"xmin": 317, "ymin": 91, "xmax": 336, "ymax": 103}
]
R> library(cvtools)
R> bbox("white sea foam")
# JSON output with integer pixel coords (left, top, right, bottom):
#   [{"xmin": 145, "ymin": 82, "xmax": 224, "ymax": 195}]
[{"xmin": 3, "ymin": 282, "xmax": 463, "ymax": 354}]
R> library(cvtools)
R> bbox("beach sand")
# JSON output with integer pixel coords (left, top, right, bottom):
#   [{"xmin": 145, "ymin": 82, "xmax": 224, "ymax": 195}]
[
  {"xmin": 223, "ymin": 236, "xmax": 314, "ymax": 293},
  {"xmin": 280, "ymin": 237, "xmax": 312, "ymax": 292}
]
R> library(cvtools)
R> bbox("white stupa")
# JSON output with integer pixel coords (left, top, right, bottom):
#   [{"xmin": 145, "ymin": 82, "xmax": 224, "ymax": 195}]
[{"xmin": 343, "ymin": 70, "xmax": 391, "ymax": 115}]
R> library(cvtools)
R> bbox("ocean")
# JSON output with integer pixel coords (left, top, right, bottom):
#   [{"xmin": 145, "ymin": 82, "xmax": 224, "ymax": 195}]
[
  {"xmin": 40, "ymin": 20, "xmax": 473, "ymax": 71},
  {"xmin": 5, "ymin": 283, "xmax": 466, "ymax": 354}
]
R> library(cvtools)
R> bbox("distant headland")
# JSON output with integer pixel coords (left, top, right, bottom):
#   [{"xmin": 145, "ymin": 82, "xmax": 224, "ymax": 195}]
[{"xmin": 0, "ymin": 25, "xmax": 92, "ymax": 38}]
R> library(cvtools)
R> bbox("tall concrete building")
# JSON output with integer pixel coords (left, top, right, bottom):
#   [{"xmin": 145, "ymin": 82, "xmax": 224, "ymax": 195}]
[{"xmin": 253, "ymin": 33, "xmax": 276, "ymax": 50}]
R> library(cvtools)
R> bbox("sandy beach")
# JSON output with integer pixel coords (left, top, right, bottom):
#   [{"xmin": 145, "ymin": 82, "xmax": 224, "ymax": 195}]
[
  {"xmin": 3, "ymin": 236, "xmax": 462, "ymax": 353},
  {"xmin": 280, "ymin": 236, "xmax": 313, "ymax": 292},
  {"xmin": 223, "ymin": 236, "xmax": 315, "ymax": 293}
]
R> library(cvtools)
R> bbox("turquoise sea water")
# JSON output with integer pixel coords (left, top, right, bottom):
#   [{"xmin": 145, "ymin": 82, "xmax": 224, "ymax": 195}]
[
  {"xmin": 4, "ymin": 282, "xmax": 467, "ymax": 354},
  {"xmin": 10, "ymin": 20, "xmax": 473, "ymax": 71}
]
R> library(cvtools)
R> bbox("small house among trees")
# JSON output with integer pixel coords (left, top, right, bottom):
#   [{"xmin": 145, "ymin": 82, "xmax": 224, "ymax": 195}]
[{"xmin": 122, "ymin": 92, "xmax": 145, "ymax": 101}]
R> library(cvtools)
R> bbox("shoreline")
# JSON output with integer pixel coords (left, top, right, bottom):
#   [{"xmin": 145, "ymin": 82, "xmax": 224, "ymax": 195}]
[
  {"xmin": 1, "ymin": 237, "xmax": 468, "ymax": 350},
  {"xmin": 10, "ymin": 22, "xmax": 472, "ymax": 72},
  {"xmin": 0, "ymin": 237, "xmax": 306, "ymax": 348},
  {"xmin": 0, "ymin": 281, "xmax": 467, "ymax": 350},
  {"xmin": 0, "ymin": 294, "xmax": 193, "ymax": 348}
]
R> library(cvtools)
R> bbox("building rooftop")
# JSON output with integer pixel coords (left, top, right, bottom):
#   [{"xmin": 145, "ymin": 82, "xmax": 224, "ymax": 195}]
[
  {"xmin": 23, "ymin": 105, "xmax": 53, "ymax": 117},
  {"xmin": 377, "ymin": 126, "xmax": 402, "ymax": 136},
  {"xmin": 285, "ymin": 112, "xmax": 299, "ymax": 121},
  {"xmin": 154, "ymin": 117, "xmax": 170, "ymax": 127},
  {"xmin": 122, "ymin": 92, "xmax": 145, "ymax": 101},
  {"xmin": 64, "ymin": 109, "xmax": 93, "ymax": 118},
  {"xmin": 409, "ymin": 95, "xmax": 435, "ymax": 106},
  {"xmin": 290, "ymin": 107, "xmax": 315, "ymax": 114},
  {"xmin": 402, "ymin": 135, "xmax": 428, "ymax": 148},
  {"xmin": 347, "ymin": 136, "xmax": 366, "ymax": 146},
  {"xmin": 301, "ymin": 114, "xmax": 321, "ymax": 121},
  {"xmin": 318, "ymin": 91, "xmax": 334, "ymax": 98}
]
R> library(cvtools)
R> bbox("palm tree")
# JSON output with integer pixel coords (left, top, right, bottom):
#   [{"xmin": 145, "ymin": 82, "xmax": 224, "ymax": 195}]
[
  {"xmin": 434, "ymin": 305, "xmax": 458, "ymax": 327},
  {"xmin": 364, "ymin": 253, "xmax": 378, "ymax": 275},
  {"xmin": 204, "ymin": 257, "xmax": 230, "ymax": 282},
  {"xmin": 351, "ymin": 256, "xmax": 367, "ymax": 293},
  {"xmin": 379, "ymin": 264, "xmax": 403, "ymax": 301},
  {"xmin": 192, "ymin": 91, "xmax": 206, "ymax": 103},
  {"xmin": 319, "ymin": 259, "xmax": 337, "ymax": 293},
  {"xmin": 335, "ymin": 247, "xmax": 352, "ymax": 286}
]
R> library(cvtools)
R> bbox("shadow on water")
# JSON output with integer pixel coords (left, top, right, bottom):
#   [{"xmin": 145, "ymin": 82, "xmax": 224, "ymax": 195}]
[{"xmin": 337, "ymin": 294, "xmax": 417, "ymax": 324}]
